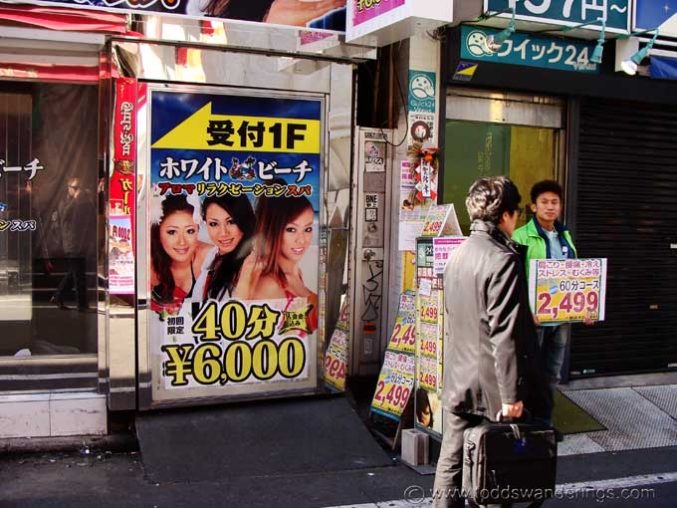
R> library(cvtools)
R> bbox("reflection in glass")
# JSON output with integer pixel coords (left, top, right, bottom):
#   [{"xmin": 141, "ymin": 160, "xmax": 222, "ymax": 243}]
[{"xmin": 0, "ymin": 82, "xmax": 99, "ymax": 357}]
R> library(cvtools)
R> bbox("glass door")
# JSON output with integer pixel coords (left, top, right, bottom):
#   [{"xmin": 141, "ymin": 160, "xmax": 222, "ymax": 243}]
[{"xmin": 0, "ymin": 82, "xmax": 100, "ymax": 390}]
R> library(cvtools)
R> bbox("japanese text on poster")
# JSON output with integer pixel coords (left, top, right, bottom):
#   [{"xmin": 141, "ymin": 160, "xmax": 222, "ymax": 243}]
[
  {"xmin": 149, "ymin": 90, "xmax": 322, "ymax": 398},
  {"xmin": 529, "ymin": 258, "xmax": 607, "ymax": 324}
]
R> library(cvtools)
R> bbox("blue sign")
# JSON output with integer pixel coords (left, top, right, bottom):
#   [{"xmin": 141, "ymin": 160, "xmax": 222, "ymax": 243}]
[
  {"xmin": 650, "ymin": 56, "xmax": 677, "ymax": 80},
  {"xmin": 485, "ymin": 0, "xmax": 630, "ymax": 33},
  {"xmin": 460, "ymin": 26, "xmax": 600, "ymax": 74},
  {"xmin": 635, "ymin": 0, "xmax": 677, "ymax": 37}
]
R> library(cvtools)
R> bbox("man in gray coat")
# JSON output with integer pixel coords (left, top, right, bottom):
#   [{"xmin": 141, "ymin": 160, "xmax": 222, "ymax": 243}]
[{"xmin": 433, "ymin": 177, "xmax": 549, "ymax": 508}]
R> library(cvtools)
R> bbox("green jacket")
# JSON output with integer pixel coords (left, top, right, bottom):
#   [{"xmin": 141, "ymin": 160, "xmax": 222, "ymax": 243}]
[{"xmin": 512, "ymin": 218, "xmax": 577, "ymax": 278}]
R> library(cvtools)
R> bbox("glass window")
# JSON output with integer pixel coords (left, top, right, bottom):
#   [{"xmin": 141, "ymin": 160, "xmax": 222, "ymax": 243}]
[{"xmin": 0, "ymin": 82, "xmax": 99, "ymax": 357}]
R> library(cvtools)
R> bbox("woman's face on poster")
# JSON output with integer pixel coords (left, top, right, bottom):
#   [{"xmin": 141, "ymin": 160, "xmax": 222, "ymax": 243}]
[
  {"xmin": 280, "ymin": 207, "xmax": 313, "ymax": 264},
  {"xmin": 205, "ymin": 203, "xmax": 244, "ymax": 255},
  {"xmin": 159, "ymin": 211, "xmax": 199, "ymax": 264}
]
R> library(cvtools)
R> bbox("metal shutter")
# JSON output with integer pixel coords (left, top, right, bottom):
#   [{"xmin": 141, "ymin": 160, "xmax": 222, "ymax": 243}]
[{"xmin": 571, "ymin": 98, "xmax": 677, "ymax": 376}]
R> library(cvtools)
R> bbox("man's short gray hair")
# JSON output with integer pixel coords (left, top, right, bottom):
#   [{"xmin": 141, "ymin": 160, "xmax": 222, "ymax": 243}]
[{"xmin": 465, "ymin": 176, "xmax": 522, "ymax": 225}]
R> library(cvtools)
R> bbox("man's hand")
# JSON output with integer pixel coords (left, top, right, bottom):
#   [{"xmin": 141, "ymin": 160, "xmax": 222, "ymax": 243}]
[{"xmin": 502, "ymin": 400, "xmax": 524, "ymax": 419}]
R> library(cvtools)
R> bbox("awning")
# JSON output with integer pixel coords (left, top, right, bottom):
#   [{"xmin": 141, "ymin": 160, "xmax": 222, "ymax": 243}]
[
  {"xmin": 650, "ymin": 56, "xmax": 677, "ymax": 80},
  {"xmin": 0, "ymin": 62, "xmax": 99, "ymax": 83},
  {"xmin": 0, "ymin": 4, "xmax": 131, "ymax": 34}
]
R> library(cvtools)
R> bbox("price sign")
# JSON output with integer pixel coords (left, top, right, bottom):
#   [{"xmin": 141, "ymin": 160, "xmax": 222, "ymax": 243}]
[
  {"xmin": 418, "ymin": 355, "xmax": 438, "ymax": 391},
  {"xmin": 421, "ymin": 204, "xmax": 451, "ymax": 237},
  {"xmin": 418, "ymin": 322, "xmax": 439, "ymax": 358},
  {"xmin": 418, "ymin": 294, "xmax": 440, "ymax": 324},
  {"xmin": 371, "ymin": 351, "xmax": 415, "ymax": 420},
  {"xmin": 323, "ymin": 328, "xmax": 348, "ymax": 391},
  {"xmin": 529, "ymin": 258, "xmax": 607, "ymax": 324}
]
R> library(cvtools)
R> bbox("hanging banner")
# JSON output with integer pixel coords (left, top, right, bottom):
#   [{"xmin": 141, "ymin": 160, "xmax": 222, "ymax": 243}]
[
  {"xmin": 110, "ymin": 78, "xmax": 138, "ymax": 296},
  {"xmin": 528, "ymin": 258, "xmax": 607, "ymax": 324},
  {"xmin": 148, "ymin": 88, "xmax": 322, "ymax": 399},
  {"xmin": 20, "ymin": 0, "xmax": 347, "ymax": 31}
]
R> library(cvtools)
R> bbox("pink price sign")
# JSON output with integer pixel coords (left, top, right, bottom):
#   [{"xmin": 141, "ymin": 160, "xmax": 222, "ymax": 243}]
[{"xmin": 353, "ymin": 0, "xmax": 405, "ymax": 26}]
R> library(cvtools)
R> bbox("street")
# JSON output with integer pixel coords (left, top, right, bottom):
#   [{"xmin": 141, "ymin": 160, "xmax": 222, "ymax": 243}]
[{"xmin": 1, "ymin": 444, "xmax": 675, "ymax": 507}]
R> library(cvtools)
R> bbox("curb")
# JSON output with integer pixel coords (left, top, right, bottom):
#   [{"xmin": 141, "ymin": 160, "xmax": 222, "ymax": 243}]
[{"xmin": 0, "ymin": 432, "xmax": 138, "ymax": 455}]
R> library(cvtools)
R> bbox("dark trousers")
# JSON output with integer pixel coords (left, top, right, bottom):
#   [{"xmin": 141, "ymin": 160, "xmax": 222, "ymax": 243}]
[{"xmin": 55, "ymin": 256, "xmax": 87, "ymax": 309}]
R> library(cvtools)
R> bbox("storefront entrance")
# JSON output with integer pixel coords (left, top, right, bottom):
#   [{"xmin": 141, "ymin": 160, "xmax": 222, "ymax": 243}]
[
  {"xmin": 441, "ymin": 88, "xmax": 565, "ymax": 231},
  {"xmin": 0, "ymin": 81, "xmax": 101, "ymax": 391}
]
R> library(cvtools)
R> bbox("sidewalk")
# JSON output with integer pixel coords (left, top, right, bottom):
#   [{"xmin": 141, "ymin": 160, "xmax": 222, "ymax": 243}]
[
  {"xmin": 556, "ymin": 374, "xmax": 677, "ymax": 456},
  {"xmin": 0, "ymin": 375, "xmax": 675, "ymax": 507}
]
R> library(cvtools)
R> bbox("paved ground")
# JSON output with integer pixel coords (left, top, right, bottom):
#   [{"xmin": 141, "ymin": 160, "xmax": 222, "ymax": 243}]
[
  {"xmin": 1, "ymin": 379, "xmax": 675, "ymax": 507},
  {"xmin": 0, "ymin": 446, "xmax": 675, "ymax": 507}
]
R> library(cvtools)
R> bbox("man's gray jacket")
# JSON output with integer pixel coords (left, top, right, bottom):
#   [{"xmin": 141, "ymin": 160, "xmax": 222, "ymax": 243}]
[{"xmin": 442, "ymin": 220, "xmax": 550, "ymax": 419}]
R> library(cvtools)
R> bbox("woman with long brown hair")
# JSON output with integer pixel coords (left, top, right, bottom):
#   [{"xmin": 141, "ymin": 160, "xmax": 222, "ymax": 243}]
[{"xmin": 249, "ymin": 192, "xmax": 317, "ymax": 332}]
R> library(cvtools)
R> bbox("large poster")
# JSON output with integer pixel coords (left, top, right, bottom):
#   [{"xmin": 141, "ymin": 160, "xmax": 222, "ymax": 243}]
[
  {"xmin": 26, "ymin": 0, "xmax": 346, "ymax": 30},
  {"xmin": 148, "ymin": 88, "xmax": 322, "ymax": 399}
]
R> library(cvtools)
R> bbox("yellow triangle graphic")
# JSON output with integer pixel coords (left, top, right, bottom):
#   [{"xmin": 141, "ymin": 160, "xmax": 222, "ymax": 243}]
[{"xmin": 152, "ymin": 102, "xmax": 321, "ymax": 154}]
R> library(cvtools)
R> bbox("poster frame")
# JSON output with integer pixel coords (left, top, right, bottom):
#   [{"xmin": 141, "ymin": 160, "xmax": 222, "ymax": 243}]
[{"xmin": 138, "ymin": 82, "xmax": 328, "ymax": 408}]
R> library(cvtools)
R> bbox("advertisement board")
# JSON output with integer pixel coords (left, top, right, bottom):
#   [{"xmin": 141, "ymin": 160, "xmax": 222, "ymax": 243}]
[
  {"xmin": 484, "ymin": 0, "xmax": 630, "ymax": 33},
  {"xmin": 414, "ymin": 237, "xmax": 444, "ymax": 438},
  {"xmin": 147, "ymin": 87, "xmax": 323, "ymax": 401},
  {"xmin": 370, "ymin": 291, "xmax": 416, "ymax": 421},
  {"xmin": 528, "ymin": 258, "xmax": 607, "ymax": 324},
  {"xmin": 20, "ymin": 0, "xmax": 347, "ymax": 31},
  {"xmin": 460, "ymin": 26, "xmax": 601, "ymax": 74}
]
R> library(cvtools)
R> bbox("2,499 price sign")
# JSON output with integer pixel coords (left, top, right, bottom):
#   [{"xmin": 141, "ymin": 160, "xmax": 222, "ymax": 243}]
[{"xmin": 529, "ymin": 258, "xmax": 607, "ymax": 324}]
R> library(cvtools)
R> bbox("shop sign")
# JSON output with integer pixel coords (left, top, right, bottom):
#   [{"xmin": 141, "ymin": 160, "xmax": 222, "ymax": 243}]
[
  {"xmin": 634, "ymin": 0, "xmax": 677, "ymax": 38},
  {"xmin": 149, "ymin": 88, "xmax": 322, "ymax": 399},
  {"xmin": 408, "ymin": 70, "xmax": 436, "ymax": 113},
  {"xmin": 461, "ymin": 26, "xmax": 601, "ymax": 73},
  {"xmin": 484, "ymin": 0, "xmax": 630, "ymax": 33},
  {"xmin": 528, "ymin": 258, "xmax": 607, "ymax": 324},
  {"xmin": 19, "ymin": 0, "xmax": 346, "ymax": 31},
  {"xmin": 353, "ymin": 0, "xmax": 405, "ymax": 26}
]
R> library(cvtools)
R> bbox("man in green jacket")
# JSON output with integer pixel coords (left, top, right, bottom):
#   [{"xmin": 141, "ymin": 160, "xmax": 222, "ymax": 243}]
[{"xmin": 513, "ymin": 180, "xmax": 577, "ymax": 429}]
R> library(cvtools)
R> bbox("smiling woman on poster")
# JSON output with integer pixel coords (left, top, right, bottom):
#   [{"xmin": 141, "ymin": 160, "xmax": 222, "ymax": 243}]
[
  {"xmin": 151, "ymin": 193, "xmax": 209, "ymax": 316},
  {"xmin": 249, "ymin": 192, "xmax": 318, "ymax": 332},
  {"xmin": 192, "ymin": 194, "xmax": 256, "ymax": 303}
]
